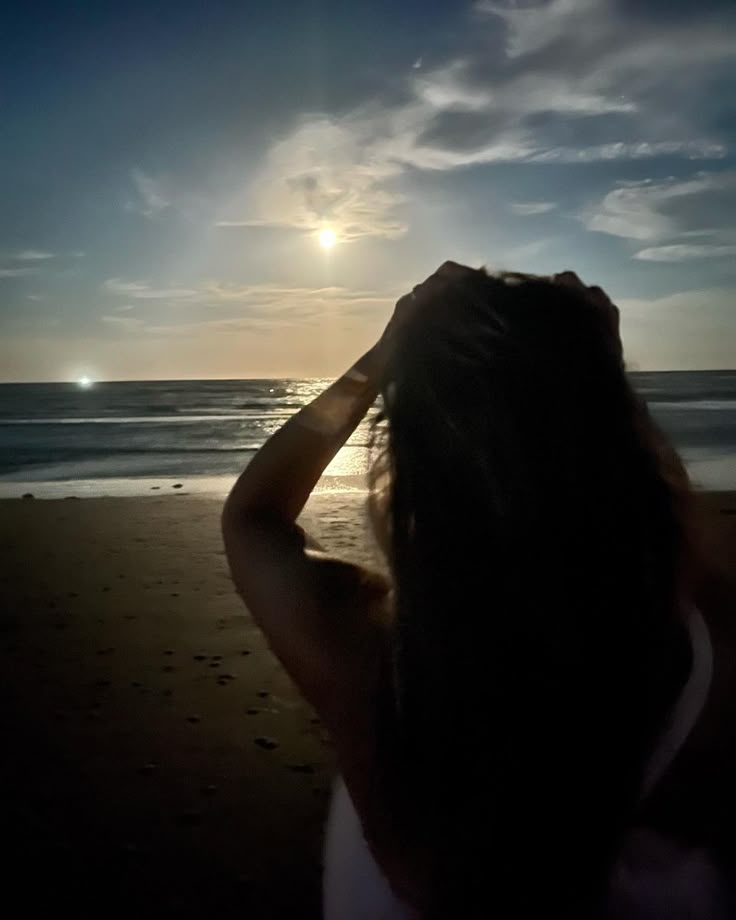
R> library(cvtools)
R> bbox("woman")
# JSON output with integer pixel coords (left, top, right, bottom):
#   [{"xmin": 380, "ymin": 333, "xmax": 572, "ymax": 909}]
[{"xmin": 222, "ymin": 263, "xmax": 735, "ymax": 918}]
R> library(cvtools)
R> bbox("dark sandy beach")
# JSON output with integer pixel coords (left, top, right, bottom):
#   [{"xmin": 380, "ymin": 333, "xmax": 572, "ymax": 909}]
[
  {"xmin": 0, "ymin": 491, "xmax": 382, "ymax": 919},
  {"xmin": 0, "ymin": 490, "xmax": 733, "ymax": 918}
]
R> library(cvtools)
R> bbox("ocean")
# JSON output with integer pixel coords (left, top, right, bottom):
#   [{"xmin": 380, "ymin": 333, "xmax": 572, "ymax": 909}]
[{"xmin": 0, "ymin": 371, "xmax": 734, "ymax": 497}]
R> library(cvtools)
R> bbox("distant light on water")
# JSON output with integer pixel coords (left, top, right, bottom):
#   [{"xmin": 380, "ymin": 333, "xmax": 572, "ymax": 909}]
[{"xmin": 77, "ymin": 376, "xmax": 93, "ymax": 388}]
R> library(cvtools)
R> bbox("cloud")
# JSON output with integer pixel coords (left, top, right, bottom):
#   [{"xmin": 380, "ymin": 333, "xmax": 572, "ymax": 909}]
[
  {"xmin": 634, "ymin": 244, "xmax": 736, "ymax": 263},
  {"xmin": 101, "ymin": 278, "xmax": 199, "ymax": 300},
  {"xmin": 205, "ymin": 282, "xmax": 393, "ymax": 318},
  {"xmin": 126, "ymin": 169, "xmax": 171, "ymax": 218},
  {"xmin": 509, "ymin": 201, "xmax": 557, "ymax": 216},
  {"xmin": 0, "ymin": 267, "xmax": 37, "ymax": 279},
  {"xmin": 217, "ymin": 116, "xmax": 408, "ymax": 240},
  {"xmin": 99, "ymin": 279, "xmax": 395, "ymax": 332},
  {"xmin": 585, "ymin": 170, "xmax": 736, "ymax": 251},
  {"xmin": 12, "ymin": 249, "xmax": 54, "ymax": 261},
  {"xmin": 214, "ymin": 219, "xmax": 299, "ymax": 230},
  {"xmin": 0, "ymin": 251, "xmax": 53, "ymax": 279},
  {"xmin": 408, "ymin": 0, "xmax": 732, "ymax": 166},
  {"xmin": 100, "ymin": 315, "xmax": 146, "ymax": 331},
  {"xmin": 224, "ymin": 0, "xmax": 733, "ymax": 239}
]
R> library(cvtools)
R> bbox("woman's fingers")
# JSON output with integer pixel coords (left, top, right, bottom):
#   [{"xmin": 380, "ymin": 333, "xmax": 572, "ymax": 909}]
[
  {"xmin": 554, "ymin": 271, "xmax": 621, "ymax": 350},
  {"xmin": 553, "ymin": 270, "xmax": 587, "ymax": 291},
  {"xmin": 386, "ymin": 263, "xmax": 463, "ymax": 339}
]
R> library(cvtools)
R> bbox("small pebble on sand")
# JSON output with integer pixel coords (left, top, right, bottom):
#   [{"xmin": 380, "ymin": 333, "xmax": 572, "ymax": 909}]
[
  {"xmin": 186, "ymin": 715, "xmax": 201, "ymax": 723},
  {"xmin": 256, "ymin": 690, "xmax": 269, "ymax": 698},
  {"xmin": 172, "ymin": 483, "xmax": 183, "ymax": 489},
  {"xmin": 246, "ymin": 708, "xmax": 260, "ymax": 715},
  {"xmin": 285, "ymin": 763, "xmax": 315, "ymax": 774},
  {"xmin": 254, "ymin": 737, "xmax": 279, "ymax": 751},
  {"xmin": 21, "ymin": 493, "xmax": 34, "ymax": 500},
  {"xmin": 193, "ymin": 654, "xmax": 207, "ymax": 661}
]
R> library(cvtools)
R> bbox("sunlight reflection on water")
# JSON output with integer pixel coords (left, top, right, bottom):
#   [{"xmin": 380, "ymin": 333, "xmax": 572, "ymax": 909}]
[{"xmin": 323, "ymin": 445, "xmax": 370, "ymax": 478}]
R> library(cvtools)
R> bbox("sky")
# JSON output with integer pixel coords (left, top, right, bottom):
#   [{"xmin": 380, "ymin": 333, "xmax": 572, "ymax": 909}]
[{"xmin": 1, "ymin": 0, "xmax": 735, "ymax": 381}]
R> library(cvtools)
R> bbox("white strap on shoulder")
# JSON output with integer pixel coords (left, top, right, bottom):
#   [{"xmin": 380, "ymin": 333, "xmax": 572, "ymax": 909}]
[{"xmin": 639, "ymin": 604, "xmax": 713, "ymax": 803}]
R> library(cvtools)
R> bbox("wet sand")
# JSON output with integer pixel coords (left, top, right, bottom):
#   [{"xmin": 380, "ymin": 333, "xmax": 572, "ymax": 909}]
[{"xmin": 0, "ymin": 490, "xmax": 733, "ymax": 918}]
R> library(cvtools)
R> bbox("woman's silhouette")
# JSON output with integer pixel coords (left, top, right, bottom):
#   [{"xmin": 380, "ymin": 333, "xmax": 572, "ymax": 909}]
[{"xmin": 222, "ymin": 262, "xmax": 735, "ymax": 919}]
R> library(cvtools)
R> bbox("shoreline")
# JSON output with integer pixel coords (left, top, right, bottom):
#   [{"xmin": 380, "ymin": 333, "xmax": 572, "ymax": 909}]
[
  {"xmin": 2, "ymin": 482, "xmax": 735, "ymax": 500},
  {"xmin": 0, "ymin": 473, "xmax": 371, "ymax": 501}
]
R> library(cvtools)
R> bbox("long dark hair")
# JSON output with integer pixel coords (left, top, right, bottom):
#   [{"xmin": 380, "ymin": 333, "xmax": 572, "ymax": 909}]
[{"xmin": 367, "ymin": 267, "xmax": 696, "ymax": 918}]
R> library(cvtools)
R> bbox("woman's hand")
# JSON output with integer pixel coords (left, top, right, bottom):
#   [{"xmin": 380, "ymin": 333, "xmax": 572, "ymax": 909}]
[
  {"xmin": 552, "ymin": 270, "xmax": 622, "ymax": 355},
  {"xmin": 376, "ymin": 261, "xmax": 469, "ymax": 359}
]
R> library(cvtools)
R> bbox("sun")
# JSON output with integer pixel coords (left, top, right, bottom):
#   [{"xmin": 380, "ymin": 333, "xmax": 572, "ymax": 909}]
[
  {"xmin": 77, "ymin": 376, "xmax": 92, "ymax": 388},
  {"xmin": 318, "ymin": 227, "xmax": 337, "ymax": 250}
]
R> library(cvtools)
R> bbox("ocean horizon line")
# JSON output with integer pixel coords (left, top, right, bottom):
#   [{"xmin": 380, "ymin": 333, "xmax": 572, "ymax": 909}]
[{"xmin": 1, "ymin": 368, "xmax": 735, "ymax": 387}]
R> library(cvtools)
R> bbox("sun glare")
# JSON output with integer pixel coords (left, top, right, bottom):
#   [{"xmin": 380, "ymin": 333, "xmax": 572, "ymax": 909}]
[
  {"xmin": 77, "ymin": 376, "xmax": 92, "ymax": 388},
  {"xmin": 318, "ymin": 227, "xmax": 337, "ymax": 250}
]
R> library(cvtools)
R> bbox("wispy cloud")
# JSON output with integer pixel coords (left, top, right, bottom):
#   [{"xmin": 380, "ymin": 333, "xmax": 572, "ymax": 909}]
[
  {"xmin": 585, "ymin": 169, "xmax": 736, "ymax": 260},
  {"xmin": 100, "ymin": 279, "xmax": 395, "ymax": 331},
  {"xmin": 634, "ymin": 244, "xmax": 736, "ymax": 263},
  {"xmin": 585, "ymin": 171, "xmax": 736, "ymax": 241},
  {"xmin": 126, "ymin": 169, "xmax": 171, "ymax": 218},
  {"xmin": 221, "ymin": 0, "xmax": 733, "ymax": 240},
  {"xmin": 0, "ymin": 267, "xmax": 38, "ymax": 279},
  {"xmin": 102, "ymin": 278, "xmax": 199, "ymax": 300},
  {"xmin": 205, "ymin": 282, "xmax": 394, "ymax": 319},
  {"xmin": 100, "ymin": 315, "xmax": 146, "ymax": 331},
  {"xmin": 12, "ymin": 249, "xmax": 55, "ymax": 261},
  {"xmin": 509, "ymin": 201, "xmax": 557, "ymax": 216},
  {"xmin": 0, "ymin": 249, "xmax": 53, "ymax": 279},
  {"xmin": 217, "ymin": 117, "xmax": 408, "ymax": 240}
]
